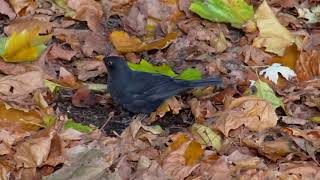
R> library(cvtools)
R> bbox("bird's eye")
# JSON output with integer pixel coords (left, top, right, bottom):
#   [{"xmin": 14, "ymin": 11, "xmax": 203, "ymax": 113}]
[{"xmin": 106, "ymin": 61, "xmax": 113, "ymax": 67}]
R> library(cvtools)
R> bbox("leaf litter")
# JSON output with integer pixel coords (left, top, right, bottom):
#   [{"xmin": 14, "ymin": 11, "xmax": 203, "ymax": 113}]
[{"xmin": 0, "ymin": 0, "xmax": 319, "ymax": 179}]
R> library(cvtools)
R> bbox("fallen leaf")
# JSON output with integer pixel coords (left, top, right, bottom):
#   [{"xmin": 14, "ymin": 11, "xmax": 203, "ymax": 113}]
[
  {"xmin": 295, "ymin": 50, "xmax": 320, "ymax": 81},
  {"xmin": 297, "ymin": 5, "xmax": 320, "ymax": 24},
  {"xmin": 9, "ymin": 0, "xmax": 36, "ymax": 15},
  {"xmin": 162, "ymin": 136, "xmax": 200, "ymax": 179},
  {"xmin": 0, "ymin": 0, "xmax": 16, "ymax": 20},
  {"xmin": 191, "ymin": 123, "xmax": 222, "ymax": 151},
  {"xmin": 189, "ymin": 98, "xmax": 217, "ymax": 122},
  {"xmin": 48, "ymin": 45, "xmax": 77, "ymax": 61},
  {"xmin": 0, "ymin": 71, "xmax": 44, "ymax": 96},
  {"xmin": 259, "ymin": 63, "xmax": 296, "ymax": 84},
  {"xmin": 64, "ymin": 118, "xmax": 94, "ymax": 133},
  {"xmin": 267, "ymin": 45, "xmax": 299, "ymax": 69},
  {"xmin": 189, "ymin": 0, "xmax": 254, "ymax": 28},
  {"xmin": 0, "ymin": 28, "xmax": 51, "ymax": 62},
  {"xmin": 74, "ymin": 60, "xmax": 107, "ymax": 81},
  {"xmin": 67, "ymin": 0, "xmax": 104, "ymax": 32},
  {"xmin": 253, "ymin": 80, "xmax": 284, "ymax": 110},
  {"xmin": 5, "ymin": 18, "xmax": 53, "ymax": 35},
  {"xmin": 109, "ymin": 31, "xmax": 177, "ymax": 53},
  {"xmin": 71, "ymin": 87, "xmax": 97, "ymax": 107},
  {"xmin": 15, "ymin": 130, "xmax": 53, "ymax": 168},
  {"xmin": 44, "ymin": 146, "xmax": 109, "ymax": 180},
  {"xmin": 58, "ymin": 67, "xmax": 78, "ymax": 88},
  {"xmin": 243, "ymin": 131, "xmax": 296, "ymax": 161},
  {"xmin": 128, "ymin": 59, "xmax": 202, "ymax": 80},
  {"xmin": 253, "ymin": 0, "xmax": 294, "ymax": 56},
  {"xmin": 214, "ymin": 96, "xmax": 278, "ymax": 136}
]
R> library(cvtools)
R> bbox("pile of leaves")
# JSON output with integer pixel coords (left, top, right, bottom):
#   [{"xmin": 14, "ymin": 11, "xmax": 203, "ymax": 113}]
[{"xmin": 0, "ymin": 0, "xmax": 319, "ymax": 179}]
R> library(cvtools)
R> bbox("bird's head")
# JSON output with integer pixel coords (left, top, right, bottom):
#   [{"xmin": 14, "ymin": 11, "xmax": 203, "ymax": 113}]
[{"xmin": 104, "ymin": 56, "xmax": 129, "ymax": 73}]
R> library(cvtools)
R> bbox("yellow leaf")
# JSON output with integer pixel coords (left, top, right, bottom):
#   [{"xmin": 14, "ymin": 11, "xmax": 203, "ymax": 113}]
[
  {"xmin": 169, "ymin": 134, "xmax": 189, "ymax": 150},
  {"xmin": 253, "ymin": 0, "xmax": 294, "ymax": 56},
  {"xmin": 183, "ymin": 141, "xmax": 204, "ymax": 165},
  {"xmin": 1, "ymin": 28, "xmax": 51, "ymax": 62},
  {"xmin": 110, "ymin": 31, "xmax": 177, "ymax": 53},
  {"xmin": 191, "ymin": 123, "xmax": 222, "ymax": 151}
]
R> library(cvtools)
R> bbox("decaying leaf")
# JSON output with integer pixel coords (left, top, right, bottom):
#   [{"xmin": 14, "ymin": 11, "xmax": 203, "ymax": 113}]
[
  {"xmin": 253, "ymin": 0, "xmax": 294, "ymax": 56},
  {"xmin": 295, "ymin": 50, "xmax": 320, "ymax": 81},
  {"xmin": 191, "ymin": 123, "xmax": 222, "ymax": 151}
]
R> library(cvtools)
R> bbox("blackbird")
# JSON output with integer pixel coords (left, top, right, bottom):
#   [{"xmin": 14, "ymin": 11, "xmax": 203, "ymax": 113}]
[{"xmin": 104, "ymin": 56, "xmax": 223, "ymax": 113}]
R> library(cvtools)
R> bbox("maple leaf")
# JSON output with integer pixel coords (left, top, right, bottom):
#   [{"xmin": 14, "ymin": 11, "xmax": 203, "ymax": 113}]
[{"xmin": 259, "ymin": 63, "xmax": 296, "ymax": 84}]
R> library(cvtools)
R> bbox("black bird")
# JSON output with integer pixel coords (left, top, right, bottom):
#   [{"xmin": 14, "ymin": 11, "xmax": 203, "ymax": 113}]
[{"xmin": 104, "ymin": 56, "xmax": 223, "ymax": 113}]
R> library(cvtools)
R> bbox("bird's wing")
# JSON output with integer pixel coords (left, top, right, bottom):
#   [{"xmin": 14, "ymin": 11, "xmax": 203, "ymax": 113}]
[{"xmin": 125, "ymin": 71, "xmax": 178, "ymax": 94}]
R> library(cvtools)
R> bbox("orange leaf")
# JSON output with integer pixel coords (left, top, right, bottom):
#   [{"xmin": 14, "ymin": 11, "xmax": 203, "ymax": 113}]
[
  {"xmin": 110, "ymin": 31, "xmax": 177, "ymax": 53},
  {"xmin": 169, "ymin": 134, "xmax": 189, "ymax": 150},
  {"xmin": 183, "ymin": 141, "xmax": 204, "ymax": 165},
  {"xmin": 266, "ymin": 45, "xmax": 299, "ymax": 69}
]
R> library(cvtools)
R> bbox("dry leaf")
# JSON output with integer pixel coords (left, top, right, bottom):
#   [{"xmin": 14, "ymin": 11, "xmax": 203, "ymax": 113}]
[
  {"xmin": 58, "ymin": 67, "xmax": 78, "ymax": 87},
  {"xmin": 110, "ymin": 31, "xmax": 177, "ymax": 53},
  {"xmin": 214, "ymin": 96, "xmax": 278, "ymax": 136},
  {"xmin": 67, "ymin": 0, "xmax": 103, "ymax": 32},
  {"xmin": 0, "ymin": 71, "xmax": 44, "ymax": 96},
  {"xmin": 49, "ymin": 45, "xmax": 77, "ymax": 61},
  {"xmin": 295, "ymin": 50, "xmax": 320, "ymax": 81},
  {"xmin": 0, "ymin": 0, "xmax": 16, "ymax": 20},
  {"xmin": 253, "ymin": 0, "xmax": 294, "ymax": 56},
  {"xmin": 9, "ymin": 0, "xmax": 37, "ymax": 15},
  {"xmin": 5, "ymin": 18, "xmax": 53, "ymax": 35},
  {"xmin": 74, "ymin": 60, "xmax": 107, "ymax": 81}
]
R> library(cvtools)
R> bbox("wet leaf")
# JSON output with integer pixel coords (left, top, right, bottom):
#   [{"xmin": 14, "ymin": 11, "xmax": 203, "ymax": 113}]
[
  {"xmin": 189, "ymin": 0, "xmax": 254, "ymax": 28},
  {"xmin": 253, "ymin": 80, "xmax": 284, "ymax": 110},
  {"xmin": 64, "ymin": 119, "xmax": 94, "ymax": 133},
  {"xmin": 0, "ymin": 28, "xmax": 51, "ymax": 62},
  {"xmin": 128, "ymin": 59, "xmax": 202, "ymax": 80},
  {"xmin": 253, "ymin": 0, "xmax": 294, "ymax": 56}
]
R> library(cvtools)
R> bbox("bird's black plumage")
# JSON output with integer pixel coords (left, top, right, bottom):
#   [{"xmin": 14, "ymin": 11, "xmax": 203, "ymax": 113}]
[{"xmin": 104, "ymin": 56, "xmax": 223, "ymax": 113}]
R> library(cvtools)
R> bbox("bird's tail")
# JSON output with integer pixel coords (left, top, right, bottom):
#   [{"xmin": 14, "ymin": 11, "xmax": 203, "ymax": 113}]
[{"xmin": 186, "ymin": 77, "xmax": 224, "ymax": 89}]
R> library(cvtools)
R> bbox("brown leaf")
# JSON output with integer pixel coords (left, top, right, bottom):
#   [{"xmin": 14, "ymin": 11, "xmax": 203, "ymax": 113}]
[
  {"xmin": 189, "ymin": 98, "xmax": 217, "ymax": 122},
  {"xmin": 58, "ymin": 67, "xmax": 78, "ymax": 87},
  {"xmin": 48, "ymin": 45, "xmax": 77, "ymax": 61},
  {"xmin": 5, "ymin": 18, "xmax": 53, "ymax": 35},
  {"xmin": 198, "ymin": 156, "xmax": 232, "ymax": 180},
  {"xmin": 15, "ymin": 130, "xmax": 53, "ymax": 168},
  {"xmin": 0, "ymin": 0, "xmax": 16, "ymax": 20},
  {"xmin": 214, "ymin": 96, "xmax": 278, "ymax": 136},
  {"xmin": 74, "ymin": 60, "xmax": 107, "ymax": 81},
  {"xmin": 67, "ymin": 0, "xmax": 103, "ymax": 32},
  {"xmin": 240, "ymin": 45, "xmax": 272, "ymax": 66},
  {"xmin": 243, "ymin": 130, "xmax": 296, "ymax": 161},
  {"xmin": 0, "ymin": 71, "xmax": 44, "ymax": 96},
  {"xmin": 162, "ymin": 138, "xmax": 200, "ymax": 179},
  {"xmin": 9, "ymin": 0, "xmax": 36, "ymax": 15},
  {"xmin": 53, "ymin": 28, "xmax": 107, "ymax": 57},
  {"xmin": 296, "ymin": 50, "xmax": 320, "ymax": 81}
]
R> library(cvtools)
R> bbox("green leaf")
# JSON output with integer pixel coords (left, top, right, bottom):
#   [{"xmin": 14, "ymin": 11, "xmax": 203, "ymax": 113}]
[
  {"xmin": 176, "ymin": 68, "xmax": 202, "ymax": 80},
  {"xmin": 253, "ymin": 80, "xmax": 284, "ymax": 110},
  {"xmin": 43, "ymin": 114, "xmax": 56, "ymax": 127},
  {"xmin": 128, "ymin": 59, "xmax": 202, "ymax": 80},
  {"xmin": 44, "ymin": 80, "xmax": 62, "ymax": 93},
  {"xmin": 189, "ymin": 0, "xmax": 254, "ymax": 28},
  {"xmin": 64, "ymin": 119, "xmax": 94, "ymax": 133},
  {"xmin": 0, "ymin": 37, "xmax": 7, "ymax": 54}
]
